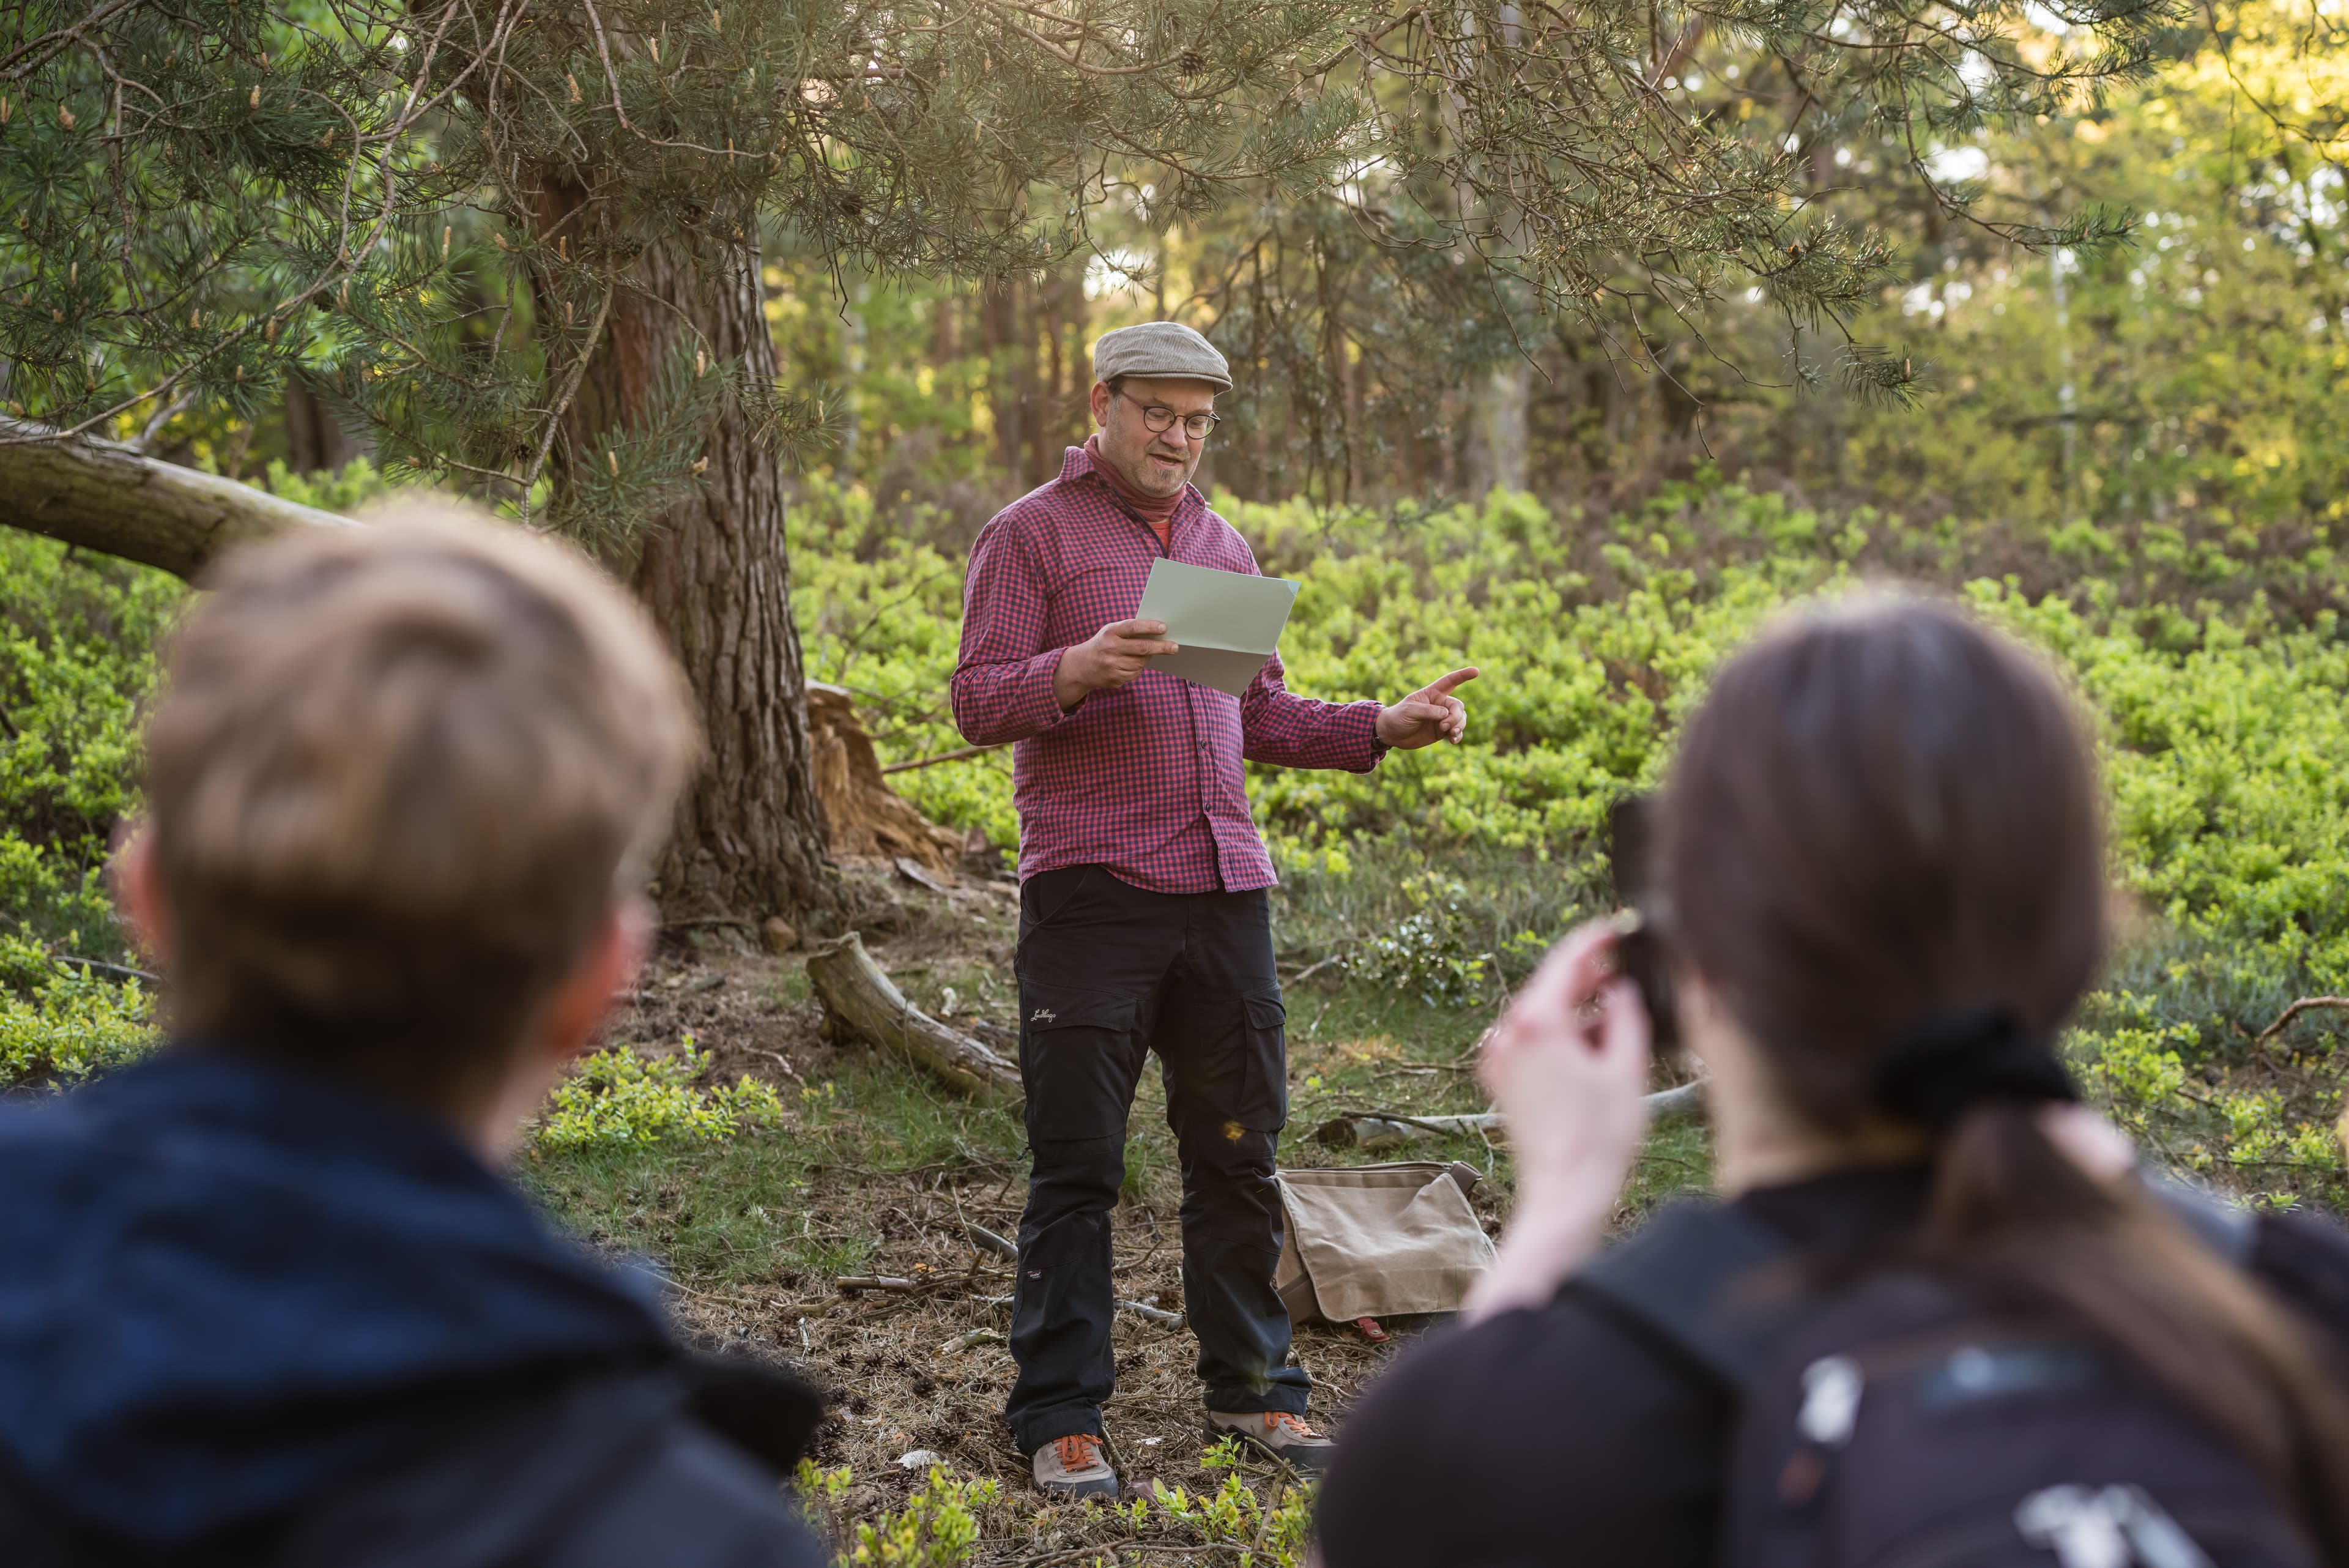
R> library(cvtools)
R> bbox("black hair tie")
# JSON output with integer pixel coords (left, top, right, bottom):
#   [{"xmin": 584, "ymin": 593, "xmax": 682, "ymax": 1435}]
[{"xmin": 1874, "ymin": 1006, "xmax": 2078, "ymax": 1134}]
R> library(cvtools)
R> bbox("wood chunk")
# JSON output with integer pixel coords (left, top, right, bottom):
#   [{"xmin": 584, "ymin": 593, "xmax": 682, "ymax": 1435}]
[{"xmin": 805, "ymin": 931, "xmax": 1022, "ymax": 1100}]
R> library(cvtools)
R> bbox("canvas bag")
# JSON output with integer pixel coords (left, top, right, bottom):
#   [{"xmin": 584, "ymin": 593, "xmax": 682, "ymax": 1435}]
[{"xmin": 1274, "ymin": 1161, "xmax": 1496, "ymax": 1323}]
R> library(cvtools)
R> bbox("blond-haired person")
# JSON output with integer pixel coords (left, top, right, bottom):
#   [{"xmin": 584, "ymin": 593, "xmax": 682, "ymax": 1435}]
[{"xmin": 0, "ymin": 508, "xmax": 825, "ymax": 1566}]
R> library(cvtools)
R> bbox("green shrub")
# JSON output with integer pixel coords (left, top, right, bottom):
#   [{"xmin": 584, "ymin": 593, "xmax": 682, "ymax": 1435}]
[
  {"xmin": 790, "ymin": 477, "xmax": 2348, "ymax": 1204},
  {"xmin": 261, "ymin": 456, "xmax": 400, "ymax": 514},
  {"xmin": 839, "ymin": 1466, "xmax": 1001, "ymax": 1568},
  {"xmin": 535, "ymin": 1040, "xmax": 789, "ymax": 1149},
  {"xmin": 0, "ymin": 954, "xmax": 157, "ymax": 1088},
  {"xmin": 0, "ymin": 531, "xmax": 184, "ymax": 964},
  {"xmin": 1341, "ymin": 874, "xmax": 1496, "ymax": 1006},
  {"xmin": 1147, "ymin": 1440, "xmax": 1315, "ymax": 1568},
  {"xmin": 4, "ymin": 461, "xmax": 2345, "ymax": 1203}
]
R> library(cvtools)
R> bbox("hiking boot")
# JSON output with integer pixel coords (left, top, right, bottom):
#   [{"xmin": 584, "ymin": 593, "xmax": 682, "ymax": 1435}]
[
  {"xmin": 1204, "ymin": 1410, "xmax": 1335, "ymax": 1472},
  {"xmin": 1031, "ymin": 1433, "xmax": 1119, "ymax": 1501}
]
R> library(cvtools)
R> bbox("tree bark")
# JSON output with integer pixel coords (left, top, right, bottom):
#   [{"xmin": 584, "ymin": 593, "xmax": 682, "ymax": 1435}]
[
  {"xmin": 540, "ymin": 207, "xmax": 833, "ymax": 920},
  {"xmin": 0, "ymin": 416, "xmax": 351, "ymax": 580}
]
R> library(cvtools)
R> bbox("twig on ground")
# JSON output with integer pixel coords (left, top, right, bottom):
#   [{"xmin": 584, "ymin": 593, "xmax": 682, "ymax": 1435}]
[
  {"xmin": 751, "ymin": 1048, "xmax": 805, "ymax": 1085},
  {"xmin": 879, "ymin": 743, "xmax": 1001, "ymax": 776},
  {"xmin": 664, "ymin": 1277, "xmax": 757, "ymax": 1307},
  {"xmin": 973, "ymin": 1290, "xmax": 1181, "ymax": 1327},
  {"xmin": 964, "ymin": 1221, "xmax": 1018, "ymax": 1260},
  {"xmin": 2254, "ymin": 996, "xmax": 2349, "ymax": 1049},
  {"xmin": 1006, "ymin": 1544, "xmax": 1217, "ymax": 1566},
  {"xmin": 1116, "ymin": 1296, "xmax": 1183, "ymax": 1327},
  {"xmin": 1312, "ymin": 1080, "xmax": 1708, "ymax": 1152},
  {"xmin": 1282, "ymin": 953, "xmax": 1345, "ymax": 986},
  {"xmin": 53, "ymin": 954, "xmax": 160, "ymax": 985}
]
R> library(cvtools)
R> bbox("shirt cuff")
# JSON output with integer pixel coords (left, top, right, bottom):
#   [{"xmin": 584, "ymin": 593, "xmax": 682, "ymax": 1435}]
[
  {"xmin": 1348, "ymin": 700, "xmax": 1390, "ymax": 771},
  {"xmin": 1014, "ymin": 647, "xmax": 1079, "ymax": 735}
]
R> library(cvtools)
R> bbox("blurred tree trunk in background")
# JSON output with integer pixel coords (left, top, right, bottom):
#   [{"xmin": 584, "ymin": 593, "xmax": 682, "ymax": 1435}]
[{"xmin": 979, "ymin": 269, "xmax": 1091, "ymax": 486}]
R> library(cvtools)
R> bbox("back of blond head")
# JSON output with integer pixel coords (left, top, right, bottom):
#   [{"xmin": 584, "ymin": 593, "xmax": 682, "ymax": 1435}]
[{"xmin": 144, "ymin": 500, "xmax": 696, "ymax": 1104}]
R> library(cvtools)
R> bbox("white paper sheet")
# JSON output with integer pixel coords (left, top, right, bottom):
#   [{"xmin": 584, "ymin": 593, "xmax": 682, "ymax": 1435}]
[{"xmin": 1133, "ymin": 557, "xmax": 1301, "ymax": 697}]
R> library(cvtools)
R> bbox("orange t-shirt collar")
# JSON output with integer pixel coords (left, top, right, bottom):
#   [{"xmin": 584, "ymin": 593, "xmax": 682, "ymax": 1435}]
[{"xmin": 1085, "ymin": 434, "xmax": 1181, "ymax": 546}]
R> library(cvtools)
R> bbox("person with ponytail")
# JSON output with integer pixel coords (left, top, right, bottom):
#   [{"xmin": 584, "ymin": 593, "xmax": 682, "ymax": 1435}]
[{"xmin": 1314, "ymin": 593, "xmax": 2349, "ymax": 1568}]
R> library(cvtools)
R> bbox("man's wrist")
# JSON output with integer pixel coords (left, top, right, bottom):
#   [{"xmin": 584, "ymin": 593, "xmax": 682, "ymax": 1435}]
[{"xmin": 1052, "ymin": 648, "xmax": 1093, "ymax": 713}]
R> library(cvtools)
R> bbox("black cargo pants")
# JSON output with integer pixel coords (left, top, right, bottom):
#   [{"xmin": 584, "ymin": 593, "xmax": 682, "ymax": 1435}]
[{"xmin": 1004, "ymin": 864, "xmax": 1310, "ymax": 1454}]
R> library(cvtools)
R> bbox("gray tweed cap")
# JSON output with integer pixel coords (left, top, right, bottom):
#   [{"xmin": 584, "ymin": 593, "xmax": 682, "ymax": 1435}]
[{"xmin": 1091, "ymin": 321, "xmax": 1232, "ymax": 391}]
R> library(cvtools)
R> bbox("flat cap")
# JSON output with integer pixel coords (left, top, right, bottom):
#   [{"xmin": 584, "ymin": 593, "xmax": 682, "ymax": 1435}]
[{"xmin": 1091, "ymin": 321, "xmax": 1232, "ymax": 391}]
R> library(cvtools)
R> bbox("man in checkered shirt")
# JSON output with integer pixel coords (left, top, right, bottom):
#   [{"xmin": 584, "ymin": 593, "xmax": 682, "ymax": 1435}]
[{"xmin": 952, "ymin": 321, "xmax": 1476, "ymax": 1499}]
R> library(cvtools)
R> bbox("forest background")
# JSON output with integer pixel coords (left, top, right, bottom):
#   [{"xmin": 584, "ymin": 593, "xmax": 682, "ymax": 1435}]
[{"xmin": 4, "ymin": 1, "xmax": 2349, "ymax": 1558}]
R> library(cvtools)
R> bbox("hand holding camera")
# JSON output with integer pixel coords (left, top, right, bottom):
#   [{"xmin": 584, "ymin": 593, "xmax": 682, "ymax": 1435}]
[{"xmin": 1464, "ymin": 921, "xmax": 1655, "ymax": 1321}]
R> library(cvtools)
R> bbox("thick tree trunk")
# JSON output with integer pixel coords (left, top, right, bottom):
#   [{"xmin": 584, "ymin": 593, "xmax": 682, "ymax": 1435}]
[
  {"xmin": 544, "ymin": 220, "xmax": 832, "ymax": 920},
  {"xmin": 0, "ymin": 416, "xmax": 351, "ymax": 579}
]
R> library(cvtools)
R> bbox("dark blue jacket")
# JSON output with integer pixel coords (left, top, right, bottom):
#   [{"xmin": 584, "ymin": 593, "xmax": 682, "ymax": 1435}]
[{"xmin": 0, "ymin": 1047, "xmax": 825, "ymax": 1567}]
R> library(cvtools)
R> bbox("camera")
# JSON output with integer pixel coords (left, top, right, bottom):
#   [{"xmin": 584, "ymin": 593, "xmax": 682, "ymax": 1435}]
[{"xmin": 1606, "ymin": 793, "xmax": 1680, "ymax": 1049}]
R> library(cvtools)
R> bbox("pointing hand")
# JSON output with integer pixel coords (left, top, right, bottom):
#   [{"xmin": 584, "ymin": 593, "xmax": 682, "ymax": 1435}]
[{"xmin": 1375, "ymin": 666, "xmax": 1478, "ymax": 749}]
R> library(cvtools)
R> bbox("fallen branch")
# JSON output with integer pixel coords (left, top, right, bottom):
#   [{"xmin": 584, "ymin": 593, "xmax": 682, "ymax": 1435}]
[
  {"xmin": 805, "ymin": 931, "xmax": 1022, "ymax": 1100},
  {"xmin": 1116, "ymin": 1296, "xmax": 1184, "ymax": 1327},
  {"xmin": 976, "ymin": 1290, "xmax": 1184, "ymax": 1328},
  {"xmin": 1312, "ymin": 1079, "xmax": 1707, "ymax": 1153},
  {"xmin": 1, "ymin": 414, "xmax": 350, "ymax": 580},
  {"xmin": 2254, "ymin": 996, "xmax": 2349, "ymax": 1049},
  {"xmin": 53, "ymin": 954, "xmax": 161, "ymax": 986},
  {"xmin": 879, "ymin": 743, "xmax": 1001, "ymax": 776},
  {"xmin": 963, "ymin": 1221, "xmax": 1018, "ymax": 1260},
  {"xmin": 1283, "ymin": 954, "xmax": 1344, "ymax": 986},
  {"xmin": 836, "ymin": 1275, "xmax": 926, "ymax": 1295}
]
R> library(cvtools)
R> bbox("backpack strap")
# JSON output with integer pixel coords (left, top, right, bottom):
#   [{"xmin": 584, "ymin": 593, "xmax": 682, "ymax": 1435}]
[
  {"xmin": 1570, "ymin": 1200, "xmax": 1806, "ymax": 1394},
  {"xmin": 1570, "ymin": 1180, "xmax": 2259, "ymax": 1400},
  {"xmin": 2148, "ymin": 1175, "xmax": 2258, "ymax": 1267}
]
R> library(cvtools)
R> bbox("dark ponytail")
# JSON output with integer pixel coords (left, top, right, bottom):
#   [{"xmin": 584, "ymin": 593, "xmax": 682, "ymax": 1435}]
[{"xmin": 1661, "ymin": 592, "xmax": 2349, "ymax": 1559}]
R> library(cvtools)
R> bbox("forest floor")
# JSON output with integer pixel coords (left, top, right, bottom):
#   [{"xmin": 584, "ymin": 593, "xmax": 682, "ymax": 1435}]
[{"xmin": 521, "ymin": 859, "xmax": 1712, "ymax": 1561}]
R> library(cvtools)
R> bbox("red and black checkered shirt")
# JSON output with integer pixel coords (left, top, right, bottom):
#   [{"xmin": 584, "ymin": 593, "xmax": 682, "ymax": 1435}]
[{"xmin": 951, "ymin": 444, "xmax": 1387, "ymax": 893}]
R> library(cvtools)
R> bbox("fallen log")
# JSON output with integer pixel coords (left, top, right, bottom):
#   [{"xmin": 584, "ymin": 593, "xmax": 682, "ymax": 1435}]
[
  {"xmin": 0, "ymin": 415, "xmax": 349, "ymax": 580},
  {"xmin": 804, "ymin": 931, "xmax": 1022, "ymax": 1100},
  {"xmin": 1312, "ymin": 1079, "xmax": 1707, "ymax": 1153}
]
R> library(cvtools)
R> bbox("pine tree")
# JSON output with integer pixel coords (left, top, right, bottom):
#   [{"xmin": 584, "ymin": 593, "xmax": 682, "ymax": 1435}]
[{"xmin": 0, "ymin": 0, "xmax": 2179, "ymax": 917}]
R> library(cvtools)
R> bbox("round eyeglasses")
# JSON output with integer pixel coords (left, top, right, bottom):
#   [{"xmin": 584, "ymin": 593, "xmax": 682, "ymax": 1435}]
[{"xmin": 1116, "ymin": 388, "xmax": 1222, "ymax": 442}]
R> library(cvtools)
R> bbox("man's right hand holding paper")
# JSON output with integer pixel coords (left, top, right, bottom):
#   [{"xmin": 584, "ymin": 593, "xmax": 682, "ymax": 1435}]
[{"xmin": 1055, "ymin": 619, "xmax": 1179, "ymax": 711}]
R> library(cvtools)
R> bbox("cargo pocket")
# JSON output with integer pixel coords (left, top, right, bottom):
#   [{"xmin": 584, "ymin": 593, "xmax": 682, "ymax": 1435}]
[
  {"xmin": 1170, "ymin": 988, "xmax": 1288, "ymax": 1135},
  {"xmin": 1241, "ymin": 990, "xmax": 1289, "ymax": 1132},
  {"xmin": 1016, "ymin": 983, "xmax": 1141, "ymax": 1145}
]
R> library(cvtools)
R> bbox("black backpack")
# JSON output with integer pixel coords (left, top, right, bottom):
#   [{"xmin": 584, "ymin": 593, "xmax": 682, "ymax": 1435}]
[{"xmin": 1574, "ymin": 1186, "xmax": 2323, "ymax": 1568}]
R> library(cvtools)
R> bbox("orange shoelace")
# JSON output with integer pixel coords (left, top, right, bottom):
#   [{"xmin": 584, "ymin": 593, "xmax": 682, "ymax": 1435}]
[
  {"xmin": 1053, "ymin": 1433, "xmax": 1107, "ymax": 1472},
  {"xmin": 1261, "ymin": 1413, "xmax": 1323, "ymax": 1440}
]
